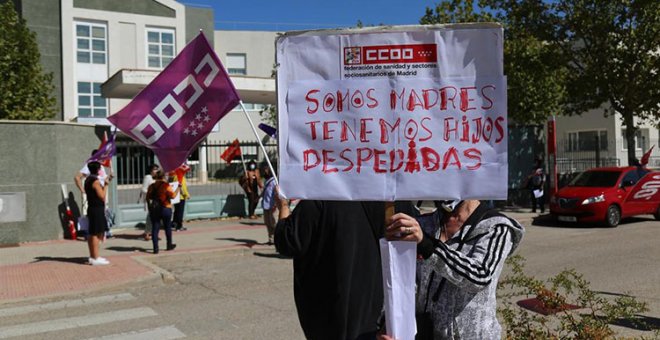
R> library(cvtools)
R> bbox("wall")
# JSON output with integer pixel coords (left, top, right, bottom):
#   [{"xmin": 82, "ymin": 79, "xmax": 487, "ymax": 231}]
[
  {"xmin": 185, "ymin": 5, "xmax": 214, "ymax": 45},
  {"xmin": 210, "ymin": 30, "xmax": 279, "ymax": 141},
  {"xmin": 214, "ymin": 30, "xmax": 279, "ymax": 77},
  {"xmin": 0, "ymin": 121, "xmax": 109, "ymax": 244}
]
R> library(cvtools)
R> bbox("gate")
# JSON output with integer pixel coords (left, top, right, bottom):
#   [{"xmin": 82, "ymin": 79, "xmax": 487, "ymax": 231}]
[{"xmin": 112, "ymin": 140, "xmax": 278, "ymax": 228}]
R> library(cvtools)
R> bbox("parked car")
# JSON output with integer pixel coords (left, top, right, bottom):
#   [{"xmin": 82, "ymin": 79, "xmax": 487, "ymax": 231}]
[{"xmin": 549, "ymin": 166, "xmax": 660, "ymax": 227}]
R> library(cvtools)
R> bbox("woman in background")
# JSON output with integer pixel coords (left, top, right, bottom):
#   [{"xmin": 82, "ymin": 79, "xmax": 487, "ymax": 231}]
[{"xmin": 85, "ymin": 161, "xmax": 111, "ymax": 265}]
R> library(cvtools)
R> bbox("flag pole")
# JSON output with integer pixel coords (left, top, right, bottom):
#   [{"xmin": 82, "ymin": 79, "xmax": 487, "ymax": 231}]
[
  {"xmin": 239, "ymin": 101, "xmax": 278, "ymax": 185},
  {"xmin": 238, "ymin": 142, "xmax": 247, "ymax": 174},
  {"xmin": 104, "ymin": 131, "xmax": 114, "ymax": 177}
]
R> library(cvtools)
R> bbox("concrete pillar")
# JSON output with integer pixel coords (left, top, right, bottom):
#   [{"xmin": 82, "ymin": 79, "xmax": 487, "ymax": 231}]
[{"xmin": 199, "ymin": 143, "xmax": 208, "ymax": 183}]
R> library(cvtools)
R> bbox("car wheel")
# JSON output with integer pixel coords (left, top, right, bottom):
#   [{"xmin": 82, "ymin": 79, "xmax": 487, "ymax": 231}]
[
  {"xmin": 605, "ymin": 205, "xmax": 621, "ymax": 227},
  {"xmin": 654, "ymin": 205, "xmax": 660, "ymax": 221}
]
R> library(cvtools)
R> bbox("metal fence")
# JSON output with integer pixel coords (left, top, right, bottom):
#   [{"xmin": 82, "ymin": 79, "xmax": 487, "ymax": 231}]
[
  {"xmin": 552, "ymin": 137, "xmax": 660, "ymax": 188},
  {"xmin": 114, "ymin": 140, "xmax": 278, "ymax": 205},
  {"xmin": 554, "ymin": 138, "xmax": 620, "ymax": 174}
]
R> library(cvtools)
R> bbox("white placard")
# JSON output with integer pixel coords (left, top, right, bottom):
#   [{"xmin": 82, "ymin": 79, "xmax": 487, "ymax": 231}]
[
  {"xmin": 276, "ymin": 25, "xmax": 507, "ymax": 200},
  {"xmin": 170, "ymin": 182, "xmax": 180, "ymax": 205},
  {"xmin": 380, "ymin": 239, "xmax": 417, "ymax": 339}
]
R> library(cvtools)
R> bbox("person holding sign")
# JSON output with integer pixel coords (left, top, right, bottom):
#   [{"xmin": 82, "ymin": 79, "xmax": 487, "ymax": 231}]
[
  {"xmin": 383, "ymin": 200, "xmax": 524, "ymax": 340},
  {"xmin": 525, "ymin": 159, "xmax": 546, "ymax": 214},
  {"xmin": 274, "ymin": 197, "xmax": 389, "ymax": 340}
]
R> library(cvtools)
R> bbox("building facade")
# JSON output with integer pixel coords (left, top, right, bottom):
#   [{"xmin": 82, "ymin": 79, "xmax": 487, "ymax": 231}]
[
  {"xmin": 211, "ymin": 30, "xmax": 279, "ymax": 142},
  {"xmin": 554, "ymin": 108, "xmax": 660, "ymax": 172},
  {"xmin": 12, "ymin": 0, "xmax": 214, "ymax": 124}
]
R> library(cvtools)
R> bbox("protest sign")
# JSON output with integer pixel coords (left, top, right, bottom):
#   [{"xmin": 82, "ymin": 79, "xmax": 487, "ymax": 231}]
[
  {"xmin": 108, "ymin": 32, "xmax": 239, "ymax": 172},
  {"xmin": 276, "ymin": 24, "xmax": 507, "ymax": 200}
]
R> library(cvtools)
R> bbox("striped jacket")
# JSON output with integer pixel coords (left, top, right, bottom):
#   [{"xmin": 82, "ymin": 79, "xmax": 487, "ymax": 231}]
[{"xmin": 415, "ymin": 205, "xmax": 525, "ymax": 339}]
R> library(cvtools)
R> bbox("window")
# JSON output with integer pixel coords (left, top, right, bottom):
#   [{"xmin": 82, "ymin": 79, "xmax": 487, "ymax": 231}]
[
  {"xmin": 77, "ymin": 82, "xmax": 107, "ymax": 118},
  {"xmin": 566, "ymin": 130, "xmax": 607, "ymax": 152},
  {"xmin": 76, "ymin": 22, "xmax": 106, "ymax": 64},
  {"xmin": 226, "ymin": 53, "xmax": 246, "ymax": 75},
  {"xmin": 621, "ymin": 128, "xmax": 649, "ymax": 150},
  {"xmin": 146, "ymin": 28, "xmax": 175, "ymax": 69}
]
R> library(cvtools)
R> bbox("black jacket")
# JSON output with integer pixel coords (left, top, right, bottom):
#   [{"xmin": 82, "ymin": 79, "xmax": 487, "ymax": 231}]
[{"xmin": 274, "ymin": 200, "xmax": 386, "ymax": 340}]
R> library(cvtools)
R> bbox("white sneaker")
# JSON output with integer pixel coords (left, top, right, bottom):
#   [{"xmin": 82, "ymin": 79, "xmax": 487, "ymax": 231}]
[{"xmin": 89, "ymin": 257, "xmax": 110, "ymax": 266}]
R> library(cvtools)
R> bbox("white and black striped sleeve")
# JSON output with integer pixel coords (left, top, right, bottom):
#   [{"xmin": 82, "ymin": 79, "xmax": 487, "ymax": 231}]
[{"xmin": 427, "ymin": 225, "xmax": 513, "ymax": 292}]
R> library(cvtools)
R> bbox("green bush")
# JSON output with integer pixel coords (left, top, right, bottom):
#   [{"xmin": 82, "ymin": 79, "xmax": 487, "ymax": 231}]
[{"xmin": 498, "ymin": 255, "xmax": 657, "ymax": 339}]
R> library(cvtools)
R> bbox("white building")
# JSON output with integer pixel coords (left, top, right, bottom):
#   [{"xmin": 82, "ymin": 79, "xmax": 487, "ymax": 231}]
[
  {"xmin": 211, "ymin": 30, "xmax": 279, "ymax": 142},
  {"xmin": 554, "ymin": 108, "xmax": 660, "ymax": 170}
]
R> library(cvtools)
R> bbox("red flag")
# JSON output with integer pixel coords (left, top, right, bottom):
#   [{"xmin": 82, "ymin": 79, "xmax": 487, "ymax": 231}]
[
  {"xmin": 174, "ymin": 163, "xmax": 191, "ymax": 183},
  {"xmin": 640, "ymin": 145, "xmax": 654, "ymax": 166},
  {"xmin": 221, "ymin": 139, "xmax": 241, "ymax": 163}
]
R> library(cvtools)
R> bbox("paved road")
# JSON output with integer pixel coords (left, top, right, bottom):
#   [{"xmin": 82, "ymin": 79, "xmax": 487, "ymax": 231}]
[
  {"xmin": 0, "ymin": 212, "xmax": 657, "ymax": 339},
  {"xmin": 0, "ymin": 248, "xmax": 302, "ymax": 340}
]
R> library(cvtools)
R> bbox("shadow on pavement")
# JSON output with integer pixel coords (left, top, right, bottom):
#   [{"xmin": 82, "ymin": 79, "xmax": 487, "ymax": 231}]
[
  {"xmin": 216, "ymin": 237, "xmax": 258, "ymax": 248},
  {"xmin": 531, "ymin": 214, "xmax": 656, "ymax": 229},
  {"xmin": 31, "ymin": 256, "xmax": 89, "ymax": 265},
  {"xmin": 605, "ymin": 315, "xmax": 660, "ymax": 331},
  {"xmin": 253, "ymin": 252, "xmax": 292, "ymax": 259},
  {"xmin": 239, "ymin": 220, "xmax": 264, "ymax": 226},
  {"xmin": 594, "ymin": 291, "xmax": 660, "ymax": 330},
  {"xmin": 111, "ymin": 233, "xmax": 145, "ymax": 240},
  {"xmin": 106, "ymin": 246, "xmax": 149, "ymax": 253}
]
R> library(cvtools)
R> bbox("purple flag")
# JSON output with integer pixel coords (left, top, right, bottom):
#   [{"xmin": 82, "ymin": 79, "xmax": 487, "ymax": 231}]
[
  {"xmin": 86, "ymin": 132, "xmax": 116, "ymax": 165},
  {"xmin": 258, "ymin": 123, "xmax": 277, "ymax": 138},
  {"xmin": 108, "ymin": 32, "xmax": 240, "ymax": 172}
]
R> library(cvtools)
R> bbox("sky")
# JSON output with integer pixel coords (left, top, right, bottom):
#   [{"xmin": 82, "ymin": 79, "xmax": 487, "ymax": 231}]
[{"xmin": 180, "ymin": 1, "xmax": 437, "ymax": 31}]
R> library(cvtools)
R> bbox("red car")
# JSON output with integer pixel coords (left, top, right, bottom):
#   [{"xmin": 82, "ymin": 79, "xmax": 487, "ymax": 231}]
[{"xmin": 550, "ymin": 166, "xmax": 660, "ymax": 227}]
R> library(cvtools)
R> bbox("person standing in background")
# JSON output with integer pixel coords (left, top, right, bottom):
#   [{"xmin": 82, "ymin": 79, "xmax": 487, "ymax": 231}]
[
  {"xmin": 84, "ymin": 161, "xmax": 111, "ymax": 266},
  {"xmin": 260, "ymin": 167, "xmax": 277, "ymax": 245},
  {"xmin": 147, "ymin": 170, "xmax": 180, "ymax": 254},
  {"xmin": 139, "ymin": 164, "xmax": 159, "ymax": 240},
  {"xmin": 243, "ymin": 160, "xmax": 262, "ymax": 219},
  {"xmin": 74, "ymin": 149, "xmax": 110, "ymax": 214},
  {"xmin": 172, "ymin": 174, "xmax": 190, "ymax": 231},
  {"xmin": 525, "ymin": 158, "xmax": 546, "ymax": 214}
]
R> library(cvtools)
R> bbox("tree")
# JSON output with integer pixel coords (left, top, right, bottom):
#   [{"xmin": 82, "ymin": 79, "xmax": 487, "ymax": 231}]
[
  {"xmin": 544, "ymin": 0, "xmax": 660, "ymax": 165},
  {"xmin": 420, "ymin": 0, "xmax": 569, "ymax": 125},
  {"xmin": 0, "ymin": 2, "xmax": 56, "ymax": 120}
]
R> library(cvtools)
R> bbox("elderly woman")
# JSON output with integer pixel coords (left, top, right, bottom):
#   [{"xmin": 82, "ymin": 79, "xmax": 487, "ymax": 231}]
[
  {"xmin": 382, "ymin": 200, "xmax": 524, "ymax": 339},
  {"xmin": 85, "ymin": 161, "xmax": 111, "ymax": 265},
  {"xmin": 146, "ymin": 169, "xmax": 180, "ymax": 254}
]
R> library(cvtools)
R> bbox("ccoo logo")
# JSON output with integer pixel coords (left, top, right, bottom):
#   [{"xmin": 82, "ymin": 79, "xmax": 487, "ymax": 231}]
[{"xmin": 343, "ymin": 44, "xmax": 437, "ymax": 65}]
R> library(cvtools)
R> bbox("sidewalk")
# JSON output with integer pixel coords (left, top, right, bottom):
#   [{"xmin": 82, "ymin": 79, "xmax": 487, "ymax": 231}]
[
  {"xmin": 0, "ymin": 217, "xmax": 273, "ymax": 304},
  {"xmin": 0, "ymin": 208, "xmax": 539, "ymax": 305}
]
